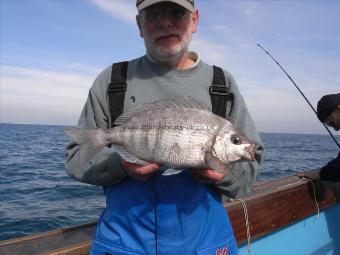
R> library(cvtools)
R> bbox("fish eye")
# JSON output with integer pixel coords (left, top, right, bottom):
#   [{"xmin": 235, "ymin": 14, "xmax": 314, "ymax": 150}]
[{"xmin": 231, "ymin": 135, "xmax": 242, "ymax": 145}]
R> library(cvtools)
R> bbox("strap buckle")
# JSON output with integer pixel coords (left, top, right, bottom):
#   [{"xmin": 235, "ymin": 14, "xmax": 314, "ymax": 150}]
[
  {"xmin": 108, "ymin": 82, "xmax": 127, "ymax": 93},
  {"xmin": 209, "ymin": 85, "xmax": 229, "ymax": 96}
]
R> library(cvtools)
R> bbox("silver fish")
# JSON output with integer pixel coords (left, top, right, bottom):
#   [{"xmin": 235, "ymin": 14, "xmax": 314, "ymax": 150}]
[{"xmin": 65, "ymin": 97, "xmax": 257, "ymax": 175}]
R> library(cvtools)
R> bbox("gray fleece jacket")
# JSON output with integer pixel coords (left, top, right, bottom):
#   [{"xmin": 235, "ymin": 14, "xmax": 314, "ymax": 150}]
[{"xmin": 65, "ymin": 54, "xmax": 264, "ymax": 198}]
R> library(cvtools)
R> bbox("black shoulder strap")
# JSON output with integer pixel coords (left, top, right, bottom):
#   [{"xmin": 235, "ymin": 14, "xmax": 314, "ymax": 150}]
[
  {"xmin": 108, "ymin": 63, "xmax": 232, "ymax": 127},
  {"xmin": 209, "ymin": 65, "xmax": 234, "ymax": 119},
  {"xmin": 107, "ymin": 61, "xmax": 129, "ymax": 127}
]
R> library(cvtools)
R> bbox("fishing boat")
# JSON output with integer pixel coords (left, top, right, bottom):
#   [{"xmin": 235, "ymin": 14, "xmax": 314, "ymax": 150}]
[{"xmin": 1, "ymin": 170, "xmax": 339, "ymax": 255}]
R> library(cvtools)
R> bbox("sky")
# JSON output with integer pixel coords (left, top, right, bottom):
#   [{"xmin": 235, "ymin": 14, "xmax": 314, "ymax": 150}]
[{"xmin": 1, "ymin": 0, "xmax": 339, "ymax": 135}]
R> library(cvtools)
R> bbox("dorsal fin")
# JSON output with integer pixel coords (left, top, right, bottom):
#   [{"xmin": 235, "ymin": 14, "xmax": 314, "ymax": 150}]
[{"xmin": 114, "ymin": 96, "xmax": 209, "ymax": 126}]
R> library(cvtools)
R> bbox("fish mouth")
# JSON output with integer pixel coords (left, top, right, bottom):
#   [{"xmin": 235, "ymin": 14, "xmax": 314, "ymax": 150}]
[{"xmin": 246, "ymin": 144, "xmax": 258, "ymax": 161}]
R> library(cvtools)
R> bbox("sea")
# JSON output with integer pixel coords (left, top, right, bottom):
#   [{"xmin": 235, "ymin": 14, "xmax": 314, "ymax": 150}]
[{"xmin": 0, "ymin": 123, "xmax": 339, "ymax": 241}]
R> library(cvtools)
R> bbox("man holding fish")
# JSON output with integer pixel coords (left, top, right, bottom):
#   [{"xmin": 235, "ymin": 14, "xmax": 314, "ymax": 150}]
[{"xmin": 66, "ymin": 0, "xmax": 264, "ymax": 254}]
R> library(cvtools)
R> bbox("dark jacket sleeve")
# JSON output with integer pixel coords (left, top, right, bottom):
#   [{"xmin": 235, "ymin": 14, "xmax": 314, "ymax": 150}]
[{"xmin": 320, "ymin": 152, "xmax": 340, "ymax": 182}]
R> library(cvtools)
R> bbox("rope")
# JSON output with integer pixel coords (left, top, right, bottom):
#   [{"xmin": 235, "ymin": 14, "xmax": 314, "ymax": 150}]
[
  {"xmin": 310, "ymin": 180, "xmax": 320, "ymax": 217},
  {"xmin": 290, "ymin": 177, "xmax": 320, "ymax": 217},
  {"xmin": 228, "ymin": 198, "xmax": 251, "ymax": 255}
]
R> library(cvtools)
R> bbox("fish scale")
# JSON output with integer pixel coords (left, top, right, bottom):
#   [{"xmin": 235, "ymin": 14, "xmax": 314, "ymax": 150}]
[{"xmin": 114, "ymin": 108, "xmax": 217, "ymax": 167}]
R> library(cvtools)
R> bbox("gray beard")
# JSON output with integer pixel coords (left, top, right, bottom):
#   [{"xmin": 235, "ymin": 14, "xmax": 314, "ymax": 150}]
[
  {"xmin": 146, "ymin": 44, "xmax": 189, "ymax": 63},
  {"xmin": 144, "ymin": 32, "xmax": 192, "ymax": 64}
]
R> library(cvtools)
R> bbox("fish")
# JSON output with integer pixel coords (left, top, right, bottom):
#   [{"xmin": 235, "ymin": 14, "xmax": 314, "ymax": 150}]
[{"xmin": 65, "ymin": 97, "xmax": 258, "ymax": 175}]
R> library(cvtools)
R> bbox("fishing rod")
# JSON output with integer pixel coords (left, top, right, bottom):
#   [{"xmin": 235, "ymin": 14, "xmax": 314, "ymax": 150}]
[{"xmin": 257, "ymin": 43, "xmax": 340, "ymax": 149}]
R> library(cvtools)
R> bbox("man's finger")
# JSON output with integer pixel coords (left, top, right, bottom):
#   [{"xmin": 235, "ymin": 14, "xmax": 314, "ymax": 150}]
[
  {"xmin": 135, "ymin": 163, "xmax": 160, "ymax": 175},
  {"xmin": 198, "ymin": 169, "xmax": 226, "ymax": 182},
  {"xmin": 121, "ymin": 160, "xmax": 160, "ymax": 180},
  {"xmin": 297, "ymin": 172, "xmax": 320, "ymax": 181},
  {"xmin": 190, "ymin": 168, "xmax": 227, "ymax": 183}
]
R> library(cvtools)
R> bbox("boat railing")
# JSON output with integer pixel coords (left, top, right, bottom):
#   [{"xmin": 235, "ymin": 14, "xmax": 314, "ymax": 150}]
[{"xmin": 0, "ymin": 170, "xmax": 338, "ymax": 255}]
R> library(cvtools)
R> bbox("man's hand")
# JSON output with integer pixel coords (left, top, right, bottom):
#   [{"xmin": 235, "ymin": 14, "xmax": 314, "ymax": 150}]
[
  {"xmin": 189, "ymin": 168, "xmax": 228, "ymax": 184},
  {"xmin": 120, "ymin": 160, "xmax": 160, "ymax": 181},
  {"xmin": 297, "ymin": 170, "xmax": 321, "ymax": 181}
]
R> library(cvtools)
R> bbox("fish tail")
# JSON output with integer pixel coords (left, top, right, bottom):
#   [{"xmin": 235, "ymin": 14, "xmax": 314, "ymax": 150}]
[{"xmin": 65, "ymin": 128, "xmax": 111, "ymax": 167}]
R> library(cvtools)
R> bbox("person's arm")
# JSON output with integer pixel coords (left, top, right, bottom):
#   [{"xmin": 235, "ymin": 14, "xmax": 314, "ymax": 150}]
[
  {"xmin": 65, "ymin": 67, "xmax": 130, "ymax": 185},
  {"xmin": 65, "ymin": 87, "xmax": 128, "ymax": 185},
  {"xmin": 214, "ymin": 71, "xmax": 264, "ymax": 198},
  {"xmin": 319, "ymin": 152, "xmax": 340, "ymax": 182},
  {"xmin": 65, "ymin": 67, "xmax": 160, "ymax": 185}
]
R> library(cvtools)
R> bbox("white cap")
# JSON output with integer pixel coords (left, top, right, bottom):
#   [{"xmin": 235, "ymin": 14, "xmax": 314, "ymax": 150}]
[{"xmin": 136, "ymin": 0, "xmax": 194, "ymax": 12}]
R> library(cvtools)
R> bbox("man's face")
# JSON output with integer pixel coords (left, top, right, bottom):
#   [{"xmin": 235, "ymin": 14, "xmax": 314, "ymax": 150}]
[
  {"xmin": 325, "ymin": 106, "xmax": 340, "ymax": 131},
  {"xmin": 137, "ymin": 2, "xmax": 198, "ymax": 63}
]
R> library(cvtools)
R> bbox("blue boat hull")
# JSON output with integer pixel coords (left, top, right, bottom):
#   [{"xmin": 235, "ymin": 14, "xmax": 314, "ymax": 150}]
[{"xmin": 239, "ymin": 203, "xmax": 340, "ymax": 255}]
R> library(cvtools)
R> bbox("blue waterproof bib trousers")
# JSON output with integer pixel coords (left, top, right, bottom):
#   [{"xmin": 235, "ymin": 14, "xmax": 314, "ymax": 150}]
[{"xmin": 90, "ymin": 171, "xmax": 238, "ymax": 255}]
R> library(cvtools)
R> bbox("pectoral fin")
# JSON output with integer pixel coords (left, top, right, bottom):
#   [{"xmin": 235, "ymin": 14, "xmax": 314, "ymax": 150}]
[
  {"xmin": 204, "ymin": 152, "xmax": 231, "ymax": 175},
  {"xmin": 113, "ymin": 145, "xmax": 149, "ymax": 166}
]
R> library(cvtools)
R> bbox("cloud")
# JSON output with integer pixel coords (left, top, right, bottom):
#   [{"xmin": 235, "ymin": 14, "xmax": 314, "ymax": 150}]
[
  {"xmin": 237, "ymin": 1, "xmax": 262, "ymax": 18},
  {"xmin": 1, "ymin": 65, "xmax": 97, "ymax": 125},
  {"xmin": 90, "ymin": 0, "xmax": 137, "ymax": 24},
  {"xmin": 59, "ymin": 63, "xmax": 102, "ymax": 76},
  {"xmin": 190, "ymin": 37, "xmax": 228, "ymax": 66}
]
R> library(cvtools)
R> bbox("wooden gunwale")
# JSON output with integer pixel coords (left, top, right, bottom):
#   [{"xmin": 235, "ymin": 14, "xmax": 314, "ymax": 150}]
[
  {"xmin": 227, "ymin": 172, "xmax": 336, "ymax": 244},
  {"xmin": 0, "ymin": 170, "xmax": 337, "ymax": 255}
]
